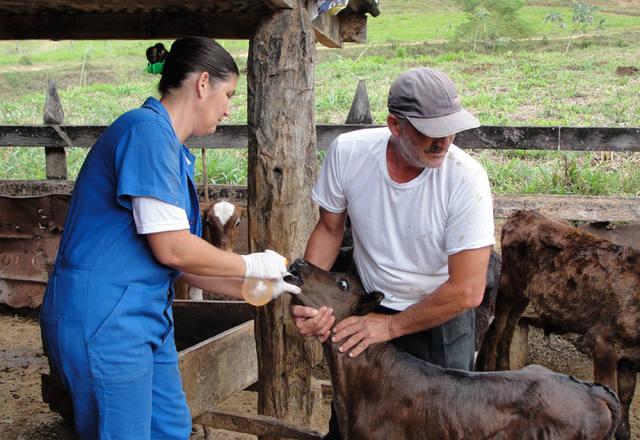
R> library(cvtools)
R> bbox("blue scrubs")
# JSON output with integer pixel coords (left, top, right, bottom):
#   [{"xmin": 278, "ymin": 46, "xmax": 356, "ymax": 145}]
[{"xmin": 40, "ymin": 97, "xmax": 200, "ymax": 439}]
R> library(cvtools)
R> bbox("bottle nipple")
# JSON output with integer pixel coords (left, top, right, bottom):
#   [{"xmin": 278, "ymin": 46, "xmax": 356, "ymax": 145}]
[{"xmin": 242, "ymin": 278, "xmax": 274, "ymax": 306}]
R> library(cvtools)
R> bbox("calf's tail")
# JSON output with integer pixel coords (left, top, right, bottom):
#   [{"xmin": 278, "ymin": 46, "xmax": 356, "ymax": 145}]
[{"xmin": 592, "ymin": 382, "xmax": 622, "ymax": 440}]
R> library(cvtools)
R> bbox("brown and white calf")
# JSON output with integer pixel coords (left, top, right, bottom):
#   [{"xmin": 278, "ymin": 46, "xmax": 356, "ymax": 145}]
[
  {"xmin": 286, "ymin": 258, "xmax": 621, "ymax": 440},
  {"xmin": 174, "ymin": 199, "xmax": 243, "ymax": 300},
  {"xmin": 477, "ymin": 210, "xmax": 640, "ymax": 440}
]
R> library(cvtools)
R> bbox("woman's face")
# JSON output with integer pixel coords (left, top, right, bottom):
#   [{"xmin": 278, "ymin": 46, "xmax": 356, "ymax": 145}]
[{"xmin": 194, "ymin": 74, "xmax": 238, "ymax": 137}]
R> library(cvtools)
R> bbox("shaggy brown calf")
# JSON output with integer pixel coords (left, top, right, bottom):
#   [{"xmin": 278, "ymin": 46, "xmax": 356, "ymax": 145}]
[
  {"xmin": 477, "ymin": 210, "xmax": 640, "ymax": 440},
  {"xmin": 286, "ymin": 258, "xmax": 621, "ymax": 440},
  {"xmin": 174, "ymin": 199, "xmax": 243, "ymax": 300}
]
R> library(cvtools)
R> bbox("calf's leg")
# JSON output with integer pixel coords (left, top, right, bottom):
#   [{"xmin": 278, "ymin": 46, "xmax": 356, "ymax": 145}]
[{"xmin": 615, "ymin": 359, "xmax": 636, "ymax": 440}]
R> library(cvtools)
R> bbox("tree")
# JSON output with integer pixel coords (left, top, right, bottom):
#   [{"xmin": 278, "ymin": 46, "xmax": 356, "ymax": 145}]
[
  {"xmin": 564, "ymin": 1, "xmax": 606, "ymax": 53},
  {"xmin": 455, "ymin": 0, "xmax": 533, "ymax": 51},
  {"xmin": 543, "ymin": 9, "xmax": 566, "ymax": 34}
]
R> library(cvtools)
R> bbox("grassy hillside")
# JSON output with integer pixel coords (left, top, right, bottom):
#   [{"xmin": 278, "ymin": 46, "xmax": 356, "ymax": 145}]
[{"xmin": 0, "ymin": 1, "xmax": 638, "ymax": 196}]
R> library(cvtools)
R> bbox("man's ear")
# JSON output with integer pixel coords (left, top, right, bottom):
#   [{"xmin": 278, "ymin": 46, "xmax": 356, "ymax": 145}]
[
  {"xmin": 353, "ymin": 291, "xmax": 384, "ymax": 316},
  {"xmin": 387, "ymin": 113, "xmax": 402, "ymax": 137}
]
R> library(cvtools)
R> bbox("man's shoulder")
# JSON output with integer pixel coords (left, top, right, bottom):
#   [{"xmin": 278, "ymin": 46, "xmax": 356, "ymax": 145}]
[
  {"xmin": 447, "ymin": 144, "xmax": 487, "ymax": 173},
  {"xmin": 337, "ymin": 126, "xmax": 390, "ymax": 143}
]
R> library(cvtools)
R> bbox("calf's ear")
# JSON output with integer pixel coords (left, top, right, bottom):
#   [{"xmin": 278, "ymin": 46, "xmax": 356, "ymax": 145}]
[{"xmin": 353, "ymin": 291, "xmax": 384, "ymax": 315}]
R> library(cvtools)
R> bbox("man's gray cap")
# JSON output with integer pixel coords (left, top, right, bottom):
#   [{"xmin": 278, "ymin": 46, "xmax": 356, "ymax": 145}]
[{"xmin": 388, "ymin": 67, "xmax": 480, "ymax": 138}]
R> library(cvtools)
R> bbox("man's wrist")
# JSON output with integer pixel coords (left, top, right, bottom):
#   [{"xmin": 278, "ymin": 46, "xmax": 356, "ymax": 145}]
[{"xmin": 385, "ymin": 314, "xmax": 398, "ymax": 340}]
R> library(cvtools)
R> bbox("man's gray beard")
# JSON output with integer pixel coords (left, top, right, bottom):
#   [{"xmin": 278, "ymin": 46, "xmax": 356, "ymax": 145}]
[{"xmin": 396, "ymin": 137, "xmax": 444, "ymax": 169}]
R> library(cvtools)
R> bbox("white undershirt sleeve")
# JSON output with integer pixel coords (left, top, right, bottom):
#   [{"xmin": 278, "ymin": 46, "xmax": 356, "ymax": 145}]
[{"xmin": 131, "ymin": 196, "xmax": 190, "ymax": 234}]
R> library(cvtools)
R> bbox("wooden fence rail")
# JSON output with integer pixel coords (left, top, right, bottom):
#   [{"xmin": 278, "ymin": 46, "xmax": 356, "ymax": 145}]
[{"xmin": 1, "ymin": 124, "xmax": 639, "ymax": 152}]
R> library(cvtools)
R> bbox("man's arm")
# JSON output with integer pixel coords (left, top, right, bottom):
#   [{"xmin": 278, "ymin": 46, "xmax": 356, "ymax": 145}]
[
  {"xmin": 291, "ymin": 208, "xmax": 348, "ymax": 340},
  {"xmin": 332, "ymin": 245, "xmax": 492, "ymax": 357},
  {"xmin": 303, "ymin": 208, "xmax": 348, "ymax": 270}
]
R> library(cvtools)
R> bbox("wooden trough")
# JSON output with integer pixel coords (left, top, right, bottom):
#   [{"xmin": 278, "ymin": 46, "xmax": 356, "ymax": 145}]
[{"xmin": 41, "ymin": 299, "xmax": 324, "ymax": 439}]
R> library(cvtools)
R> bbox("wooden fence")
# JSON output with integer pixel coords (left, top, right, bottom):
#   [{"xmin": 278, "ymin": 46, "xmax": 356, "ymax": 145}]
[
  {"xmin": 1, "ymin": 79, "xmax": 639, "ymax": 224},
  {"xmin": 1, "ymin": 126, "xmax": 639, "ymax": 222}
]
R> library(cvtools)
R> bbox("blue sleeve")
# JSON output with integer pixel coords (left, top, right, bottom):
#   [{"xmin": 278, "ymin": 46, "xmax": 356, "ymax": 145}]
[{"xmin": 113, "ymin": 121, "xmax": 185, "ymax": 211}]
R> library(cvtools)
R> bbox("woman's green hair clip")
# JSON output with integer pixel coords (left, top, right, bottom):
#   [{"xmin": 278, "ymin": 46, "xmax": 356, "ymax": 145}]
[{"xmin": 146, "ymin": 61, "xmax": 163, "ymax": 74}]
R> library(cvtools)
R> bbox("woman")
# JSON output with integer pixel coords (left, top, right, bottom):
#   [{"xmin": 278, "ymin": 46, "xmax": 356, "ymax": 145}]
[{"xmin": 40, "ymin": 37, "xmax": 300, "ymax": 439}]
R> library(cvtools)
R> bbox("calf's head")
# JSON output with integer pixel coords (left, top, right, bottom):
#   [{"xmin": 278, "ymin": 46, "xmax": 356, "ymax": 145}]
[
  {"xmin": 204, "ymin": 199, "xmax": 243, "ymax": 251},
  {"xmin": 285, "ymin": 259, "xmax": 384, "ymax": 323}
]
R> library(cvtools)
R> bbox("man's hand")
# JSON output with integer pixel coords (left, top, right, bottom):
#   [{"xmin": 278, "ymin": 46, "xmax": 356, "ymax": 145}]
[
  {"xmin": 290, "ymin": 304, "xmax": 335, "ymax": 343},
  {"xmin": 331, "ymin": 313, "xmax": 393, "ymax": 358}
]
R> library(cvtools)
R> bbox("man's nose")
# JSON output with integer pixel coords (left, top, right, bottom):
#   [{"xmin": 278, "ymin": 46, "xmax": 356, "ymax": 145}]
[{"xmin": 433, "ymin": 136, "xmax": 451, "ymax": 148}]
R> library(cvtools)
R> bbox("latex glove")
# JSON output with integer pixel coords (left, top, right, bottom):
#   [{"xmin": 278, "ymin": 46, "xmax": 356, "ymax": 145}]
[
  {"xmin": 271, "ymin": 277, "xmax": 301, "ymax": 300},
  {"xmin": 241, "ymin": 249, "xmax": 288, "ymax": 280}
]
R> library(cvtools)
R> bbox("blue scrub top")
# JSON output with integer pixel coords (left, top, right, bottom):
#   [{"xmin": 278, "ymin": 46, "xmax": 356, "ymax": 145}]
[{"xmin": 51, "ymin": 97, "xmax": 201, "ymax": 344}]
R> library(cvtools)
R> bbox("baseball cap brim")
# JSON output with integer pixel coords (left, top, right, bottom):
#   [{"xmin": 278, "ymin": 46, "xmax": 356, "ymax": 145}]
[{"xmin": 406, "ymin": 108, "xmax": 480, "ymax": 138}]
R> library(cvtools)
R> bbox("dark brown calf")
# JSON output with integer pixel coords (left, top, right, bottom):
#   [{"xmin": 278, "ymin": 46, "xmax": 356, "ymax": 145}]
[
  {"xmin": 477, "ymin": 210, "xmax": 640, "ymax": 440},
  {"xmin": 286, "ymin": 258, "xmax": 621, "ymax": 440}
]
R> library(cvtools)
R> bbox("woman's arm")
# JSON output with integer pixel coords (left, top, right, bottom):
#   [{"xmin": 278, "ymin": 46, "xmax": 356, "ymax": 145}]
[
  {"xmin": 176, "ymin": 273, "xmax": 244, "ymax": 299},
  {"xmin": 146, "ymin": 229, "xmax": 246, "ymax": 277}
]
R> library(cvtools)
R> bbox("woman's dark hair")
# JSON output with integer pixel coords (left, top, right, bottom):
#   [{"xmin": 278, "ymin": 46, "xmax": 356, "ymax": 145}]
[{"xmin": 147, "ymin": 37, "xmax": 239, "ymax": 96}]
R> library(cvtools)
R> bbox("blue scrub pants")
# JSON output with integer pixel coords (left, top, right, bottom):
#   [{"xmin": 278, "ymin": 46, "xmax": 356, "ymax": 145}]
[{"xmin": 40, "ymin": 265, "xmax": 192, "ymax": 440}]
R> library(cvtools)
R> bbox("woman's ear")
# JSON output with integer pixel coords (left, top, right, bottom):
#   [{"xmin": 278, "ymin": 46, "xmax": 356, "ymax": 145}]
[{"xmin": 196, "ymin": 71, "xmax": 210, "ymax": 98}]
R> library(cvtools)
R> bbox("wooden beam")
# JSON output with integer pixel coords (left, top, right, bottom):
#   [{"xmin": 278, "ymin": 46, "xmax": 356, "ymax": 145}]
[
  {"xmin": 456, "ymin": 125, "xmax": 640, "ymax": 152},
  {"xmin": 312, "ymin": 12, "xmax": 342, "ymax": 48},
  {"xmin": 247, "ymin": 3, "xmax": 321, "ymax": 435},
  {"xmin": 0, "ymin": 11, "xmax": 261, "ymax": 40},
  {"xmin": 43, "ymin": 79, "xmax": 67, "ymax": 180},
  {"xmin": 178, "ymin": 321, "xmax": 258, "ymax": 419},
  {"xmin": 0, "ymin": 1, "xmax": 273, "ymax": 11},
  {"xmin": 339, "ymin": 10, "xmax": 367, "ymax": 43},
  {"xmin": 345, "ymin": 79, "xmax": 373, "ymax": 124},
  {"xmin": 193, "ymin": 409, "xmax": 324, "ymax": 440},
  {"xmin": 2, "ymin": 125, "xmax": 638, "ymax": 152},
  {"xmin": 261, "ymin": 0, "xmax": 296, "ymax": 9},
  {"xmin": 311, "ymin": 8, "xmax": 367, "ymax": 48}
]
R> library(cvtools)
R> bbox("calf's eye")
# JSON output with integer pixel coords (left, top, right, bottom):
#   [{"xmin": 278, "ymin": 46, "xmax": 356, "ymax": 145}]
[{"xmin": 338, "ymin": 279, "xmax": 349, "ymax": 290}]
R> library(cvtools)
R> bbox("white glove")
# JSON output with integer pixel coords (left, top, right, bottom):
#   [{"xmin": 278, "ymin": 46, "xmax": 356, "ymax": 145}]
[
  {"xmin": 271, "ymin": 277, "xmax": 301, "ymax": 300},
  {"xmin": 241, "ymin": 249, "xmax": 289, "ymax": 280}
]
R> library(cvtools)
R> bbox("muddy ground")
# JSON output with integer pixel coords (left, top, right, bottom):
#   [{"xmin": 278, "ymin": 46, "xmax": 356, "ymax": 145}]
[{"xmin": 1, "ymin": 307, "xmax": 639, "ymax": 440}]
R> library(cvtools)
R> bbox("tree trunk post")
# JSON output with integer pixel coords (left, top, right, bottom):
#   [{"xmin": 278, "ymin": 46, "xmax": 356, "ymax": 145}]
[
  {"xmin": 43, "ymin": 79, "xmax": 68, "ymax": 180},
  {"xmin": 247, "ymin": 3, "xmax": 322, "ymax": 437}
]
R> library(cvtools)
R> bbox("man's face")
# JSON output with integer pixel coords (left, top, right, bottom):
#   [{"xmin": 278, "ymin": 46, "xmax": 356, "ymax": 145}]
[{"xmin": 395, "ymin": 119, "xmax": 455, "ymax": 169}]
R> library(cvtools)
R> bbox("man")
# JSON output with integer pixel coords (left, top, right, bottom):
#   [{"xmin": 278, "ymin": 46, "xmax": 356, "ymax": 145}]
[{"xmin": 291, "ymin": 67, "xmax": 495, "ymax": 439}]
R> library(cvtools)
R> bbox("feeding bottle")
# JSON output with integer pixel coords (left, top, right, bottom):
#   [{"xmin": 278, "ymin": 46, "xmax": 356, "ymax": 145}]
[
  {"xmin": 241, "ymin": 278, "xmax": 274, "ymax": 306},
  {"xmin": 241, "ymin": 258, "xmax": 288, "ymax": 306}
]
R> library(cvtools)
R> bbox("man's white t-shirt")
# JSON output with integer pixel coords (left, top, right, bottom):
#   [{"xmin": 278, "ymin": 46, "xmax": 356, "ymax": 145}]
[{"xmin": 312, "ymin": 127, "xmax": 495, "ymax": 311}]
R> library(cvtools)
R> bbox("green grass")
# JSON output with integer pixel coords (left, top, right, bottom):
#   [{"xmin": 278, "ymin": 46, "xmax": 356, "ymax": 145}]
[{"xmin": 0, "ymin": 1, "xmax": 639, "ymax": 197}]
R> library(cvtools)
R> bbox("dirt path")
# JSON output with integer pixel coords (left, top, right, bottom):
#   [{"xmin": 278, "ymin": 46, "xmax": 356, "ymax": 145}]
[
  {"xmin": 0, "ymin": 309, "xmax": 329, "ymax": 440},
  {"xmin": 1, "ymin": 308, "xmax": 638, "ymax": 439}
]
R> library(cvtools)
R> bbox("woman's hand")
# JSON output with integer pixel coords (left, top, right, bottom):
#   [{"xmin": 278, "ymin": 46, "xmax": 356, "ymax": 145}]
[
  {"xmin": 271, "ymin": 278, "xmax": 301, "ymax": 299},
  {"xmin": 241, "ymin": 250, "xmax": 289, "ymax": 279}
]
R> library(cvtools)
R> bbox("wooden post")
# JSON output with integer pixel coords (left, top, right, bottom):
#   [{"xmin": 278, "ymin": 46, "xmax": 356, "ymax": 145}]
[
  {"xmin": 345, "ymin": 79, "xmax": 372, "ymax": 125},
  {"xmin": 43, "ymin": 79, "xmax": 68, "ymax": 180},
  {"xmin": 247, "ymin": 3, "xmax": 321, "ymax": 437}
]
